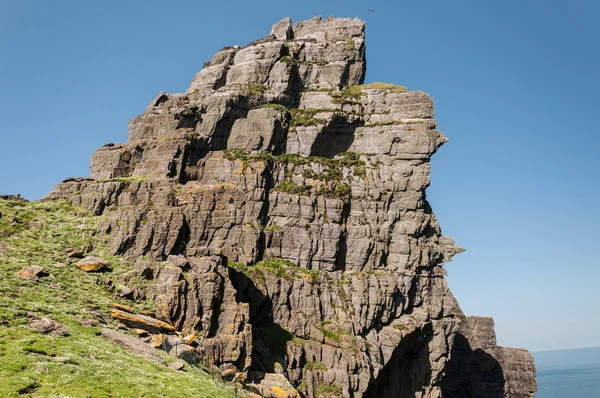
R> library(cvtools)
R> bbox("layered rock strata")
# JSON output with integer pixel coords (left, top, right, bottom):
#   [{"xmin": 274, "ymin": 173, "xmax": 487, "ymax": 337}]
[{"xmin": 46, "ymin": 16, "xmax": 536, "ymax": 398}]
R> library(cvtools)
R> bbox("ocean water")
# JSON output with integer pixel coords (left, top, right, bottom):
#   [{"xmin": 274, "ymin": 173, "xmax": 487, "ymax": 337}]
[{"xmin": 534, "ymin": 346, "xmax": 600, "ymax": 397}]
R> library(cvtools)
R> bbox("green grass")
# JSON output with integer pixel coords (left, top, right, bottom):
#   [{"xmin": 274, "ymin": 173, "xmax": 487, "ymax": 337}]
[
  {"xmin": 394, "ymin": 323, "xmax": 408, "ymax": 332},
  {"xmin": 279, "ymin": 55, "xmax": 299, "ymax": 68},
  {"xmin": 359, "ymin": 82, "xmax": 408, "ymax": 92},
  {"xmin": 245, "ymin": 83, "xmax": 268, "ymax": 97},
  {"xmin": 320, "ymin": 327, "xmax": 342, "ymax": 343},
  {"xmin": 316, "ymin": 183, "xmax": 351, "ymax": 199},
  {"xmin": 327, "ymin": 83, "xmax": 408, "ymax": 106},
  {"xmin": 264, "ymin": 224, "xmax": 282, "ymax": 231},
  {"xmin": 0, "ymin": 199, "xmax": 237, "ymax": 397},
  {"xmin": 331, "ymin": 37, "xmax": 355, "ymax": 50},
  {"xmin": 302, "ymin": 60, "xmax": 329, "ymax": 67},
  {"xmin": 304, "ymin": 361, "xmax": 327, "ymax": 371},
  {"xmin": 0, "ymin": 324, "xmax": 236, "ymax": 398},
  {"xmin": 254, "ymin": 258, "xmax": 295, "ymax": 280},
  {"xmin": 328, "ymin": 85, "xmax": 364, "ymax": 105},
  {"xmin": 289, "ymin": 108, "xmax": 329, "ymax": 128},
  {"xmin": 273, "ymin": 180, "xmax": 313, "ymax": 196},
  {"xmin": 363, "ymin": 119, "xmax": 425, "ymax": 128}
]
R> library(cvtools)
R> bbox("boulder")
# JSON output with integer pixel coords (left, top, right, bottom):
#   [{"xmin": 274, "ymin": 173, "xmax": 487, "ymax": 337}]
[
  {"xmin": 101, "ymin": 328, "xmax": 165, "ymax": 364},
  {"xmin": 76, "ymin": 256, "xmax": 109, "ymax": 272},
  {"xmin": 26, "ymin": 315, "xmax": 68, "ymax": 336},
  {"xmin": 168, "ymin": 361, "xmax": 186, "ymax": 370},
  {"xmin": 17, "ymin": 265, "xmax": 45, "ymax": 281}
]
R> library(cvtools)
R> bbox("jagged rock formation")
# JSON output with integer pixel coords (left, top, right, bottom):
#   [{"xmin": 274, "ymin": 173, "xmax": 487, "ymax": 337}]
[{"xmin": 46, "ymin": 16, "xmax": 537, "ymax": 398}]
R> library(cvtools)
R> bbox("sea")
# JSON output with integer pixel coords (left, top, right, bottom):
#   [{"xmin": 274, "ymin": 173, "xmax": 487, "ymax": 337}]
[{"xmin": 534, "ymin": 346, "xmax": 600, "ymax": 397}]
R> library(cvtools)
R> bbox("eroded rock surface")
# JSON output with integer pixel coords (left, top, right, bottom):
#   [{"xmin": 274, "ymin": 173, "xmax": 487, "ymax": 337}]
[{"xmin": 46, "ymin": 16, "xmax": 536, "ymax": 398}]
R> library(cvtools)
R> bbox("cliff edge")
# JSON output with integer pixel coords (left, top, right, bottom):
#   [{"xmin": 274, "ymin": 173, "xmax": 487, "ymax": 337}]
[{"xmin": 46, "ymin": 16, "xmax": 537, "ymax": 398}]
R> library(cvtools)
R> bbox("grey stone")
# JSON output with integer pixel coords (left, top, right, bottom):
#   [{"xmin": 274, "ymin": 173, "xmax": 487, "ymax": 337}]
[
  {"xmin": 26, "ymin": 315, "xmax": 68, "ymax": 336},
  {"xmin": 168, "ymin": 360, "xmax": 186, "ymax": 370},
  {"xmin": 270, "ymin": 17, "xmax": 293, "ymax": 40}
]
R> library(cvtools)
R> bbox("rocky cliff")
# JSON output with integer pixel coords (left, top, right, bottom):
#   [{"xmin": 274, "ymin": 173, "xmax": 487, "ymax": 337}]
[{"xmin": 46, "ymin": 16, "xmax": 537, "ymax": 398}]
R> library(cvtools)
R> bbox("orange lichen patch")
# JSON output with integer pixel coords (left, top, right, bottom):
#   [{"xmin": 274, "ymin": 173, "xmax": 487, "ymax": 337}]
[
  {"xmin": 272, "ymin": 386, "xmax": 292, "ymax": 398},
  {"xmin": 16, "ymin": 265, "xmax": 44, "ymax": 281},
  {"xmin": 151, "ymin": 334, "xmax": 164, "ymax": 348},
  {"xmin": 182, "ymin": 334, "xmax": 196, "ymax": 345},
  {"xmin": 112, "ymin": 303, "xmax": 135, "ymax": 313},
  {"xmin": 76, "ymin": 256, "xmax": 109, "ymax": 272},
  {"xmin": 17, "ymin": 269, "xmax": 39, "ymax": 281},
  {"xmin": 221, "ymin": 368, "xmax": 236, "ymax": 378}
]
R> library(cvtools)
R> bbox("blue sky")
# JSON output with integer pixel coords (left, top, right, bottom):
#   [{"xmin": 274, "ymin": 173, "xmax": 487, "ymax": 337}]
[{"xmin": 1, "ymin": 0, "xmax": 598, "ymax": 352}]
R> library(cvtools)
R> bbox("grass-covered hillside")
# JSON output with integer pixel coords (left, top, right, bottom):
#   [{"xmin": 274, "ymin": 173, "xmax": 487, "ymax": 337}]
[{"xmin": 0, "ymin": 199, "xmax": 237, "ymax": 398}]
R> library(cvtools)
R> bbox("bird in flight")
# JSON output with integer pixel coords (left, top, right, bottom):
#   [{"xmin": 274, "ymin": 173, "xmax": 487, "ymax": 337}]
[{"xmin": 368, "ymin": 9, "xmax": 374, "ymax": 12}]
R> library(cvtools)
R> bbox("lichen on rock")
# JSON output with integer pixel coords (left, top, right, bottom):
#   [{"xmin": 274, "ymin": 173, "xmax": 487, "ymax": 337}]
[{"xmin": 45, "ymin": 15, "xmax": 537, "ymax": 398}]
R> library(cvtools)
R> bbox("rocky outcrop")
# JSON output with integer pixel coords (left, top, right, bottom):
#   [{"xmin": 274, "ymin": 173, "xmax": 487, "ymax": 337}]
[{"xmin": 46, "ymin": 16, "xmax": 536, "ymax": 397}]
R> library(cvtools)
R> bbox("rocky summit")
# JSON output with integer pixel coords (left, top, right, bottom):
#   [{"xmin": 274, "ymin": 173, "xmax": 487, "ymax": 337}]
[{"xmin": 42, "ymin": 15, "xmax": 536, "ymax": 397}]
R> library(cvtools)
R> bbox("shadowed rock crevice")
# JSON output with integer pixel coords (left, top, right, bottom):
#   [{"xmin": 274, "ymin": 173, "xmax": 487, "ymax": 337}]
[
  {"xmin": 211, "ymin": 107, "xmax": 250, "ymax": 151},
  {"xmin": 441, "ymin": 333, "xmax": 505, "ymax": 398},
  {"xmin": 333, "ymin": 199, "xmax": 351, "ymax": 271},
  {"xmin": 227, "ymin": 266, "xmax": 281, "ymax": 373},
  {"xmin": 364, "ymin": 323, "xmax": 434, "ymax": 398},
  {"xmin": 170, "ymin": 217, "xmax": 190, "ymax": 256},
  {"xmin": 309, "ymin": 115, "xmax": 362, "ymax": 158}
]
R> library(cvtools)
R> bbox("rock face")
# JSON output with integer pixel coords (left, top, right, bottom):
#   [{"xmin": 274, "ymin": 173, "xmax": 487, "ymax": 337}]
[{"xmin": 46, "ymin": 16, "xmax": 536, "ymax": 398}]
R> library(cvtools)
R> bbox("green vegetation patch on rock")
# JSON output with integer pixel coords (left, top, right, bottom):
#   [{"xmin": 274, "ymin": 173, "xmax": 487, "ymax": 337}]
[
  {"xmin": 279, "ymin": 55, "xmax": 329, "ymax": 70},
  {"xmin": 360, "ymin": 82, "xmax": 408, "ymax": 92},
  {"xmin": 228, "ymin": 257, "xmax": 322, "ymax": 285},
  {"xmin": 328, "ymin": 82, "xmax": 408, "ymax": 105},
  {"xmin": 223, "ymin": 150, "xmax": 367, "ymax": 199}
]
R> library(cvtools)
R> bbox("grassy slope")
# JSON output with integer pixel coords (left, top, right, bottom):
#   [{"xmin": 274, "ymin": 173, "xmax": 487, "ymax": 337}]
[{"xmin": 0, "ymin": 199, "xmax": 236, "ymax": 398}]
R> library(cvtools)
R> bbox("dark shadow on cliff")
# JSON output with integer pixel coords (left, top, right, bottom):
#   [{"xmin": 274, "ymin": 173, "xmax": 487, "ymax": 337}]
[
  {"xmin": 440, "ymin": 333, "xmax": 505, "ymax": 398},
  {"xmin": 228, "ymin": 266, "xmax": 290, "ymax": 375},
  {"xmin": 309, "ymin": 114, "xmax": 362, "ymax": 158},
  {"xmin": 364, "ymin": 322, "xmax": 434, "ymax": 398}
]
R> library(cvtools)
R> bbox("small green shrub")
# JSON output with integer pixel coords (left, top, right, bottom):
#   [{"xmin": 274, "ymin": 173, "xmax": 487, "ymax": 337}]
[
  {"xmin": 394, "ymin": 323, "xmax": 408, "ymax": 332},
  {"xmin": 279, "ymin": 55, "xmax": 299, "ymax": 67},
  {"xmin": 264, "ymin": 224, "xmax": 282, "ymax": 231},
  {"xmin": 246, "ymin": 83, "xmax": 268, "ymax": 97},
  {"xmin": 364, "ymin": 120, "xmax": 411, "ymax": 127},
  {"xmin": 273, "ymin": 181, "xmax": 313, "ymax": 196}
]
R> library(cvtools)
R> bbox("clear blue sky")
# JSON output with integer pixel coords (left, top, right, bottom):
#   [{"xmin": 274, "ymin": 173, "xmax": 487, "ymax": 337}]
[{"xmin": 1, "ymin": 0, "xmax": 598, "ymax": 352}]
